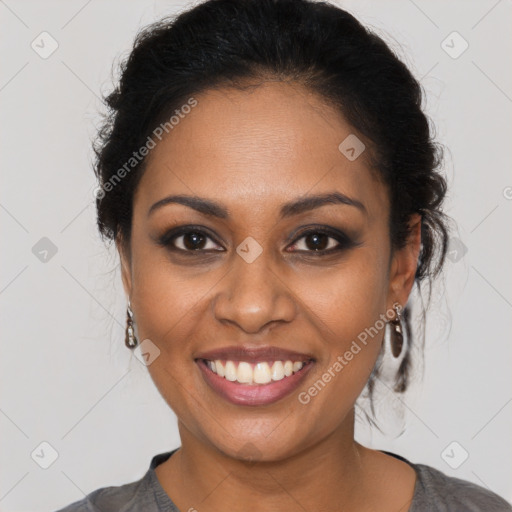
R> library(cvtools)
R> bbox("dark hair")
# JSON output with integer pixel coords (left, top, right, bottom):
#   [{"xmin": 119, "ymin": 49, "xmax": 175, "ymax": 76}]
[{"xmin": 93, "ymin": 0, "xmax": 450, "ymax": 424}]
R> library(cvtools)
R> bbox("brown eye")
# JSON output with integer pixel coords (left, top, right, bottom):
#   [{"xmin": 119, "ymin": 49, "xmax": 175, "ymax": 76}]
[
  {"xmin": 172, "ymin": 231, "xmax": 222, "ymax": 251},
  {"xmin": 287, "ymin": 226, "xmax": 358, "ymax": 255},
  {"xmin": 302, "ymin": 232, "xmax": 331, "ymax": 251},
  {"xmin": 158, "ymin": 226, "xmax": 224, "ymax": 253},
  {"xmin": 291, "ymin": 230, "xmax": 342, "ymax": 252},
  {"xmin": 181, "ymin": 232, "xmax": 207, "ymax": 250}
]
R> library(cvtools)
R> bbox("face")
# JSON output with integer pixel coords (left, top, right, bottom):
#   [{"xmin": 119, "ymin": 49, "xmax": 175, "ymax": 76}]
[{"xmin": 119, "ymin": 81, "xmax": 420, "ymax": 462}]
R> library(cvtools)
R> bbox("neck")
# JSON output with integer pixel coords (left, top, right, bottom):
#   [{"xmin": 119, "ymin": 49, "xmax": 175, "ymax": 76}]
[{"xmin": 158, "ymin": 409, "xmax": 374, "ymax": 512}]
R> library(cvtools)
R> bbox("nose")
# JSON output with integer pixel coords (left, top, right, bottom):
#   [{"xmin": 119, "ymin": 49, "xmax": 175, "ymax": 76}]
[{"xmin": 212, "ymin": 250, "xmax": 297, "ymax": 334}]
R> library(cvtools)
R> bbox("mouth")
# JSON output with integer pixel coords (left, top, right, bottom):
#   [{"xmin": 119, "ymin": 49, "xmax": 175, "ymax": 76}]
[{"xmin": 194, "ymin": 347, "xmax": 315, "ymax": 406}]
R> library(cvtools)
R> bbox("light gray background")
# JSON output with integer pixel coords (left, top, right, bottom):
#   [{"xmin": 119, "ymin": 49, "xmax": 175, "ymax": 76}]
[{"xmin": 1, "ymin": 1, "xmax": 511, "ymax": 510}]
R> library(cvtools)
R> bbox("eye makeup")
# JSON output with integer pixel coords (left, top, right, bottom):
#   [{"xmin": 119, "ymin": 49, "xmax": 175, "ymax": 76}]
[{"xmin": 154, "ymin": 222, "xmax": 362, "ymax": 259}]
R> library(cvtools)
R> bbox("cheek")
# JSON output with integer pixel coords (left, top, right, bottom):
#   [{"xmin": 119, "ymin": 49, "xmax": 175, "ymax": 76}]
[
  {"xmin": 299, "ymin": 241, "xmax": 390, "ymax": 347},
  {"xmin": 128, "ymin": 233, "xmax": 212, "ymax": 342},
  {"xmin": 294, "ymin": 241, "xmax": 390, "ymax": 397}
]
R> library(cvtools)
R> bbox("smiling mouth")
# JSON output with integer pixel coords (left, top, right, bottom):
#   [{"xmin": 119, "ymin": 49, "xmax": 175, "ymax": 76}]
[
  {"xmin": 196, "ymin": 357, "xmax": 315, "ymax": 406},
  {"xmin": 198, "ymin": 358, "xmax": 313, "ymax": 385}
]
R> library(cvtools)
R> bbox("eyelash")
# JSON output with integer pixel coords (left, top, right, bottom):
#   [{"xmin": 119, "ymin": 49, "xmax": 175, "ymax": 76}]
[{"xmin": 157, "ymin": 225, "xmax": 357, "ymax": 257}]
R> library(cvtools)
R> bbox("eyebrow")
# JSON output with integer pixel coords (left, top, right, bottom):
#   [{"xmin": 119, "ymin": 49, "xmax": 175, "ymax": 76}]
[{"xmin": 147, "ymin": 192, "xmax": 367, "ymax": 219}]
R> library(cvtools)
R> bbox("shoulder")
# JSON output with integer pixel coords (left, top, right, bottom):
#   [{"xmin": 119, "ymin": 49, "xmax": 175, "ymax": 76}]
[
  {"xmin": 411, "ymin": 463, "xmax": 512, "ymax": 512},
  {"xmin": 54, "ymin": 472, "xmax": 153, "ymax": 512},
  {"xmin": 54, "ymin": 450, "xmax": 178, "ymax": 512}
]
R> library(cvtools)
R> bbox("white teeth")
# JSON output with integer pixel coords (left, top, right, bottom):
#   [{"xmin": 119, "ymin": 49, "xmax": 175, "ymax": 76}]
[
  {"xmin": 253, "ymin": 362, "xmax": 272, "ymax": 384},
  {"xmin": 237, "ymin": 362, "xmax": 253, "ymax": 384},
  {"xmin": 293, "ymin": 361, "xmax": 303, "ymax": 372},
  {"xmin": 225, "ymin": 361, "xmax": 237, "ymax": 381},
  {"xmin": 271, "ymin": 361, "xmax": 285, "ymax": 381},
  {"xmin": 205, "ymin": 359, "xmax": 308, "ymax": 385},
  {"xmin": 214, "ymin": 359, "xmax": 225, "ymax": 377}
]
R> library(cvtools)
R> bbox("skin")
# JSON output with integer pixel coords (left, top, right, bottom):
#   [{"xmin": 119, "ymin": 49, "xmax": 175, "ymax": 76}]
[{"xmin": 118, "ymin": 80, "xmax": 421, "ymax": 512}]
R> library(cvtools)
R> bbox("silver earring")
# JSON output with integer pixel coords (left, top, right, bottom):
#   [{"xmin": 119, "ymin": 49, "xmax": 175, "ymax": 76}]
[
  {"xmin": 389, "ymin": 302, "xmax": 403, "ymax": 358},
  {"xmin": 125, "ymin": 301, "xmax": 139, "ymax": 349}
]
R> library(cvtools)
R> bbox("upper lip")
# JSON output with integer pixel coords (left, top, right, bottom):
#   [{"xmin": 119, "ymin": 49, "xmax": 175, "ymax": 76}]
[{"xmin": 195, "ymin": 345, "xmax": 315, "ymax": 363}]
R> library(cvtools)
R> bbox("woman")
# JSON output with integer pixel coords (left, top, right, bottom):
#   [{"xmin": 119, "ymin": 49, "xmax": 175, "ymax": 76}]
[{"xmin": 57, "ymin": 0, "xmax": 512, "ymax": 510}]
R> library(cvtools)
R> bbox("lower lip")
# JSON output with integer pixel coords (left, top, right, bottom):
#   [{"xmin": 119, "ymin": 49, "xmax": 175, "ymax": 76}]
[{"xmin": 196, "ymin": 359, "xmax": 314, "ymax": 406}]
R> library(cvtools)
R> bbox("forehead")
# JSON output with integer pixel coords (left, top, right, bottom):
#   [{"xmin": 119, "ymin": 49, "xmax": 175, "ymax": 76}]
[{"xmin": 135, "ymin": 81, "xmax": 387, "ymax": 221}]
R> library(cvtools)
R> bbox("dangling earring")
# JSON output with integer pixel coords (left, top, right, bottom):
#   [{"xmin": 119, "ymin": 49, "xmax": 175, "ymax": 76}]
[
  {"xmin": 389, "ymin": 302, "xmax": 403, "ymax": 358},
  {"xmin": 125, "ymin": 301, "xmax": 139, "ymax": 349}
]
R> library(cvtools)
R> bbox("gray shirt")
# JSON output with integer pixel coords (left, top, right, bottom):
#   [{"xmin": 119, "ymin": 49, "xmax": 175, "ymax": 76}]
[{"xmin": 55, "ymin": 449, "xmax": 512, "ymax": 511}]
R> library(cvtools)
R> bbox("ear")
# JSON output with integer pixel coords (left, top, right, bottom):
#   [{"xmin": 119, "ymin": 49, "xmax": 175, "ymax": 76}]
[
  {"xmin": 387, "ymin": 213, "xmax": 422, "ymax": 310},
  {"xmin": 116, "ymin": 233, "xmax": 133, "ymax": 299}
]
